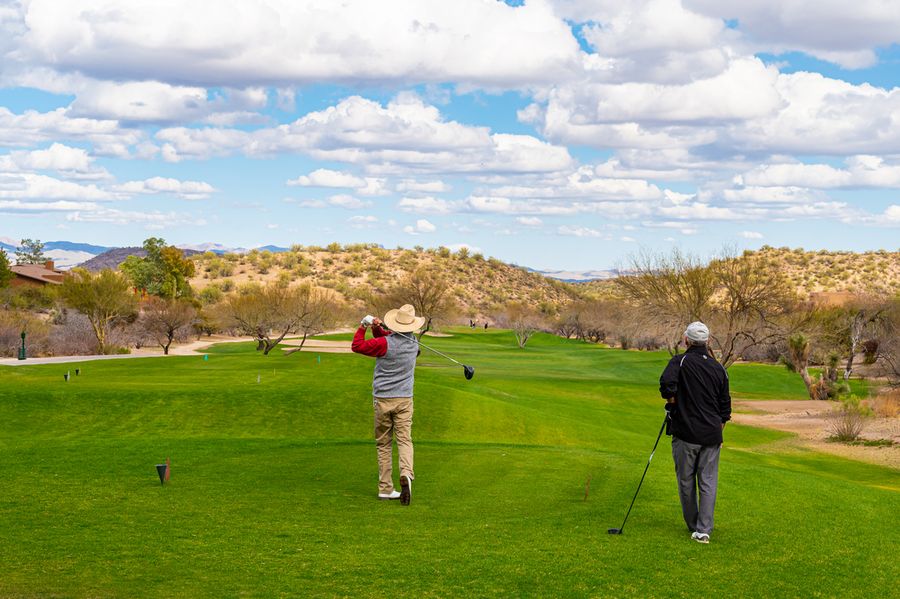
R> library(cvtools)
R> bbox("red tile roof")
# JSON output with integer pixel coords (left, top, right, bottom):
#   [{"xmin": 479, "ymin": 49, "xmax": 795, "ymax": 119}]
[{"xmin": 11, "ymin": 263, "xmax": 65, "ymax": 285}]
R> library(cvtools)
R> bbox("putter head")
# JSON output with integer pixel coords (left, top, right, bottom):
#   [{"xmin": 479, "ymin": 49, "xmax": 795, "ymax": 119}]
[
  {"xmin": 607, "ymin": 528, "xmax": 622, "ymax": 535},
  {"xmin": 463, "ymin": 365, "xmax": 475, "ymax": 380}
]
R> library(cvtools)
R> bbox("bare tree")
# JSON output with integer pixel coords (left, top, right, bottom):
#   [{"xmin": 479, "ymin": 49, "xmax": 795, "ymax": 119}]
[
  {"xmin": 221, "ymin": 284, "xmax": 303, "ymax": 355},
  {"xmin": 616, "ymin": 249, "xmax": 717, "ymax": 353},
  {"xmin": 706, "ymin": 252, "xmax": 800, "ymax": 367},
  {"xmin": 497, "ymin": 301, "xmax": 545, "ymax": 348},
  {"xmin": 289, "ymin": 284, "xmax": 341, "ymax": 351},
  {"xmin": 384, "ymin": 267, "xmax": 455, "ymax": 338},
  {"xmin": 59, "ymin": 269, "xmax": 137, "ymax": 354},
  {"xmin": 617, "ymin": 249, "xmax": 802, "ymax": 367},
  {"xmin": 141, "ymin": 297, "xmax": 198, "ymax": 355},
  {"xmin": 873, "ymin": 298, "xmax": 900, "ymax": 386}
]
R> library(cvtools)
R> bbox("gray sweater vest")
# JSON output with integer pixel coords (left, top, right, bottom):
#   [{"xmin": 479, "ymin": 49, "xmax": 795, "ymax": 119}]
[{"xmin": 372, "ymin": 333, "xmax": 419, "ymax": 398}]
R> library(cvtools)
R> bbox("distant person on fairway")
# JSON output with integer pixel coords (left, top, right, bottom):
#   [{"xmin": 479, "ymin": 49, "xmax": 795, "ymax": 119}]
[
  {"xmin": 659, "ymin": 321, "xmax": 731, "ymax": 544},
  {"xmin": 351, "ymin": 304, "xmax": 424, "ymax": 506}
]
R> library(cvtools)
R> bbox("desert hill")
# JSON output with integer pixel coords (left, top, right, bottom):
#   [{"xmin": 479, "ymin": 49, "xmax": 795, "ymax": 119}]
[
  {"xmin": 188, "ymin": 243, "xmax": 582, "ymax": 317},
  {"xmin": 745, "ymin": 246, "xmax": 900, "ymax": 298}
]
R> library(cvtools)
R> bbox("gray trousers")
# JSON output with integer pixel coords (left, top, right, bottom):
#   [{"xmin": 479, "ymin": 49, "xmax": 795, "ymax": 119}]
[{"xmin": 672, "ymin": 437, "xmax": 721, "ymax": 535}]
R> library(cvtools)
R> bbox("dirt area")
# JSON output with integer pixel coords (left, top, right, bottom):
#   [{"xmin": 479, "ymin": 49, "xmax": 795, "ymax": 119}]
[
  {"xmin": 733, "ymin": 400, "xmax": 900, "ymax": 469},
  {"xmin": 280, "ymin": 339, "xmax": 352, "ymax": 354}
]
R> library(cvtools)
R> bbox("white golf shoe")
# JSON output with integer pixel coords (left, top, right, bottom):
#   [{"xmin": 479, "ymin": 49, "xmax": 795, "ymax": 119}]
[
  {"xmin": 378, "ymin": 490, "xmax": 401, "ymax": 500},
  {"xmin": 691, "ymin": 532, "xmax": 710, "ymax": 544}
]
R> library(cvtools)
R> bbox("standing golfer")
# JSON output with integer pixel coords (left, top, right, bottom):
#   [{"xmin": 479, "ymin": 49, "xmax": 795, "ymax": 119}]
[
  {"xmin": 659, "ymin": 321, "xmax": 731, "ymax": 544},
  {"xmin": 351, "ymin": 304, "xmax": 424, "ymax": 506}
]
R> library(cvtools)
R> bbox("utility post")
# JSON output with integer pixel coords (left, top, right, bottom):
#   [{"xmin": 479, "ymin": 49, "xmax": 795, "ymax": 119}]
[{"xmin": 18, "ymin": 330, "xmax": 26, "ymax": 360}]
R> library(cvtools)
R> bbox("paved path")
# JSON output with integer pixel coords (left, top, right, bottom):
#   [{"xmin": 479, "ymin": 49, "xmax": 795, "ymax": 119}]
[
  {"xmin": 0, "ymin": 334, "xmax": 358, "ymax": 366},
  {"xmin": 0, "ymin": 336, "xmax": 257, "ymax": 367}
]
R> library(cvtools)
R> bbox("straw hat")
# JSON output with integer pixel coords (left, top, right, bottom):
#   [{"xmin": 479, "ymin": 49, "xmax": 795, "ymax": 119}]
[{"xmin": 384, "ymin": 304, "xmax": 426, "ymax": 333}]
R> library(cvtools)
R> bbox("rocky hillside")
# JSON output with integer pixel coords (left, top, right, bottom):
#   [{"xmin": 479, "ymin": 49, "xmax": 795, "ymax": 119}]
[
  {"xmin": 746, "ymin": 246, "xmax": 900, "ymax": 298},
  {"xmin": 188, "ymin": 243, "xmax": 583, "ymax": 317},
  {"xmin": 577, "ymin": 247, "xmax": 900, "ymax": 301},
  {"xmin": 80, "ymin": 247, "xmax": 201, "ymax": 271}
]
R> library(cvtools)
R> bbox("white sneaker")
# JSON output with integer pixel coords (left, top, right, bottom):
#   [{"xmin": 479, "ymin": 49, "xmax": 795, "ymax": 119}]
[
  {"xmin": 400, "ymin": 475, "xmax": 412, "ymax": 506},
  {"xmin": 378, "ymin": 490, "xmax": 401, "ymax": 500},
  {"xmin": 691, "ymin": 532, "xmax": 710, "ymax": 544}
]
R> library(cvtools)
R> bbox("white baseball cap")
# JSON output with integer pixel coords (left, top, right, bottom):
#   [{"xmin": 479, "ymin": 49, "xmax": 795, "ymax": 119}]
[{"xmin": 684, "ymin": 321, "xmax": 709, "ymax": 342}]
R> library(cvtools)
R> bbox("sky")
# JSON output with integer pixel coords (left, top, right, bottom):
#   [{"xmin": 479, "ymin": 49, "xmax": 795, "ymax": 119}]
[{"xmin": 1, "ymin": 0, "xmax": 900, "ymax": 270}]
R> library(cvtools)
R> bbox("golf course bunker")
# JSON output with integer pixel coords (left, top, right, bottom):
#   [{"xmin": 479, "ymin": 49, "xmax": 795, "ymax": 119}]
[{"xmin": 733, "ymin": 400, "xmax": 900, "ymax": 469}]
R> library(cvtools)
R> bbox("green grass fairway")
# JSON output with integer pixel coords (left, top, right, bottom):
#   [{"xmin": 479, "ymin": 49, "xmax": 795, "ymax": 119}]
[{"xmin": 2, "ymin": 329, "xmax": 898, "ymax": 597}]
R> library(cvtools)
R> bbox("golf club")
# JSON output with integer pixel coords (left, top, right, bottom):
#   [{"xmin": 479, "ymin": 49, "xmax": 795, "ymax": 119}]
[
  {"xmin": 397, "ymin": 333, "xmax": 475, "ymax": 380},
  {"xmin": 608, "ymin": 412, "xmax": 669, "ymax": 535}
]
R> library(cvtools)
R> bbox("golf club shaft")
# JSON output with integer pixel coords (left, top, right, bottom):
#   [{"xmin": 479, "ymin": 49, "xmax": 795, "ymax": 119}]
[
  {"xmin": 397, "ymin": 333, "xmax": 464, "ymax": 367},
  {"xmin": 615, "ymin": 414, "xmax": 669, "ymax": 532}
]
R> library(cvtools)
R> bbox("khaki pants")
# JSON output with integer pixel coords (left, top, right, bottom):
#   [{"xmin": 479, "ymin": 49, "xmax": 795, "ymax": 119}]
[{"xmin": 373, "ymin": 397, "xmax": 414, "ymax": 494}]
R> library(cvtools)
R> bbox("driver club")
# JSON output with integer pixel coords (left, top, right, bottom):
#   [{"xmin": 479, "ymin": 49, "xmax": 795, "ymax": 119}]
[
  {"xmin": 397, "ymin": 333, "xmax": 475, "ymax": 380},
  {"xmin": 608, "ymin": 413, "xmax": 669, "ymax": 535}
]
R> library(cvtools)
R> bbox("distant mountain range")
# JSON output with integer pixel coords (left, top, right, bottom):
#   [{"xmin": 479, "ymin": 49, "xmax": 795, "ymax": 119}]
[{"xmin": 0, "ymin": 236, "xmax": 616, "ymax": 280}]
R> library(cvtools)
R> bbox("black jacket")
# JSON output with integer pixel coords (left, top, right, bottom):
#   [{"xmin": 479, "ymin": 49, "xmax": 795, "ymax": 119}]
[{"xmin": 659, "ymin": 345, "xmax": 731, "ymax": 446}]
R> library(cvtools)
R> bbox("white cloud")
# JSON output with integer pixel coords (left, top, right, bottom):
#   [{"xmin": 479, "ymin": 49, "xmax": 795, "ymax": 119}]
[
  {"xmin": 740, "ymin": 231, "xmax": 764, "ymax": 239},
  {"xmin": 516, "ymin": 216, "xmax": 543, "ymax": 227},
  {"xmin": 0, "ymin": 199, "xmax": 100, "ymax": 213},
  {"xmin": 327, "ymin": 194, "xmax": 371, "ymax": 210},
  {"xmin": 157, "ymin": 94, "xmax": 574, "ymax": 175},
  {"xmin": 0, "ymin": 143, "xmax": 110, "ymax": 179},
  {"xmin": 0, "ymin": 172, "xmax": 114, "ymax": 201},
  {"xmin": 396, "ymin": 179, "xmax": 450, "ymax": 194},
  {"xmin": 65, "ymin": 208, "xmax": 206, "ymax": 228},
  {"xmin": 403, "ymin": 219, "xmax": 436, "ymax": 235},
  {"xmin": 0, "ymin": 107, "xmax": 143, "ymax": 156},
  {"xmin": 397, "ymin": 196, "xmax": 454, "ymax": 214},
  {"xmin": 17, "ymin": 0, "xmax": 581, "ymax": 89},
  {"xmin": 558, "ymin": 225, "xmax": 603, "ymax": 238},
  {"xmin": 685, "ymin": 0, "xmax": 900, "ymax": 69},
  {"xmin": 884, "ymin": 206, "xmax": 900, "ymax": 222},
  {"xmin": 738, "ymin": 156, "xmax": 900, "ymax": 189},
  {"xmin": 113, "ymin": 177, "xmax": 216, "ymax": 200},
  {"xmin": 287, "ymin": 168, "xmax": 366, "ymax": 188}
]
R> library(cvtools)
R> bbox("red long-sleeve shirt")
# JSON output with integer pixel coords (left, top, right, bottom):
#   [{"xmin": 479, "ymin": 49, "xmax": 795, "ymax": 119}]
[{"xmin": 351, "ymin": 324, "xmax": 391, "ymax": 357}]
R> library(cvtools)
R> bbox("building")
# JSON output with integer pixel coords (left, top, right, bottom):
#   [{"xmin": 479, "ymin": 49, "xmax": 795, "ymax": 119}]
[{"xmin": 10, "ymin": 261, "xmax": 65, "ymax": 287}]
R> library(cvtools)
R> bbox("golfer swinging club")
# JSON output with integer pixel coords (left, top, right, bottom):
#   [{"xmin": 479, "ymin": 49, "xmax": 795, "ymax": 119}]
[
  {"xmin": 351, "ymin": 304, "xmax": 425, "ymax": 505},
  {"xmin": 659, "ymin": 321, "xmax": 731, "ymax": 544}
]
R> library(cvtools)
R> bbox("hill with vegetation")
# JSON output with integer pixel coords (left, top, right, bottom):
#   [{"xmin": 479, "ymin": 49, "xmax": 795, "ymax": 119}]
[
  {"xmin": 577, "ymin": 247, "xmax": 900, "ymax": 301},
  {"xmin": 744, "ymin": 246, "xmax": 900, "ymax": 298},
  {"xmin": 188, "ymin": 243, "xmax": 582, "ymax": 318}
]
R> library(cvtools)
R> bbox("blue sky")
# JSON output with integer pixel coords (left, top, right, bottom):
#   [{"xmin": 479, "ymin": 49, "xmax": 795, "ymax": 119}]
[{"xmin": 1, "ymin": 0, "xmax": 900, "ymax": 269}]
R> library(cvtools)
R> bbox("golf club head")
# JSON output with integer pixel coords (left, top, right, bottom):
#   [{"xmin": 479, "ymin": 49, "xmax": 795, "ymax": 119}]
[
  {"xmin": 463, "ymin": 365, "xmax": 475, "ymax": 380},
  {"xmin": 607, "ymin": 528, "xmax": 622, "ymax": 535}
]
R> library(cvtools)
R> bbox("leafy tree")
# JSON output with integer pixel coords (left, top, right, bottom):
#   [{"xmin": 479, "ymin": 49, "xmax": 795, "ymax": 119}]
[
  {"xmin": 59, "ymin": 269, "xmax": 137, "ymax": 354},
  {"xmin": 120, "ymin": 237, "xmax": 195, "ymax": 299},
  {"xmin": 140, "ymin": 297, "xmax": 197, "ymax": 355},
  {"xmin": 0, "ymin": 249, "xmax": 13, "ymax": 288},
  {"xmin": 15, "ymin": 239, "xmax": 46, "ymax": 265}
]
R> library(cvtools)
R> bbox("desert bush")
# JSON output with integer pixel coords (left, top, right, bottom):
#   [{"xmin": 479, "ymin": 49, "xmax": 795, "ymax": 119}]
[
  {"xmin": 0, "ymin": 311, "xmax": 50, "ymax": 357},
  {"xmin": 827, "ymin": 396, "xmax": 871, "ymax": 442},
  {"xmin": 869, "ymin": 389, "xmax": 900, "ymax": 419},
  {"xmin": 198, "ymin": 284, "xmax": 224, "ymax": 305}
]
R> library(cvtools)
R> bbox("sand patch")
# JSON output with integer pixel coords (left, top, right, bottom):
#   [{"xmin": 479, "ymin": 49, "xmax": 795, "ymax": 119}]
[{"xmin": 733, "ymin": 400, "xmax": 900, "ymax": 470}]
